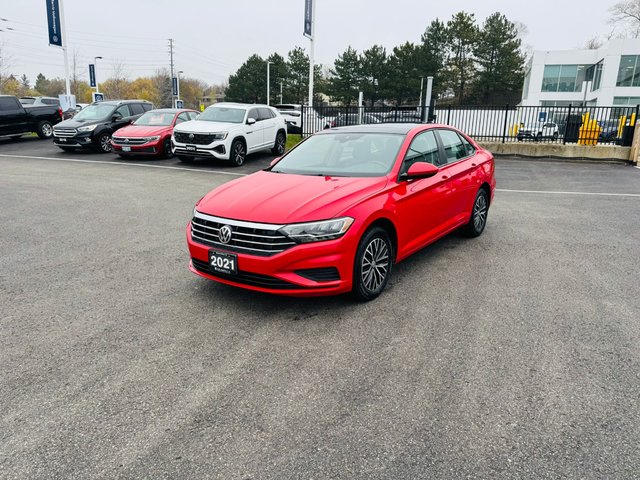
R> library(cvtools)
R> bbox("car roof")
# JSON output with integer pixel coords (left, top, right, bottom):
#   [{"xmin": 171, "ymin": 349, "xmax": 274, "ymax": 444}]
[
  {"xmin": 97, "ymin": 99, "xmax": 153, "ymax": 106},
  {"xmin": 147, "ymin": 108, "xmax": 195, "ymax": 113},
  {"xmin": 210, "ymin": 102, "xmax": 271, "ymax": 109},
  {"xmin": 320, "ymin": 123, "xmax": 424, "ymax": 135}
]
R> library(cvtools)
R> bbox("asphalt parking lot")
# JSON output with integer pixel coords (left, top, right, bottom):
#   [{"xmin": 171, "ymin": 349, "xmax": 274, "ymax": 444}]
[{"xmin": 1, "ymin": 137, "xmax": 640, "ymax": 479}]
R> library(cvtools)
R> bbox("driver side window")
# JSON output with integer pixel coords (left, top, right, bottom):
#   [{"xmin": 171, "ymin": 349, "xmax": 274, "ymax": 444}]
[
  {"xmin": 248, "ymin": 109, "xmax": 260, "ymax": 122},
  {"xmin": 115, "ymin": 105, "xmax": 131, "ymax": 118},
  {"xmin": 402, "ymin": 130, "xmax": 440, "ymax": 174}
]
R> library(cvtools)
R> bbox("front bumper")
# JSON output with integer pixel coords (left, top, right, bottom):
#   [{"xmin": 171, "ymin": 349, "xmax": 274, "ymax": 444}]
[
  {"xmin": 173, "ymin": 139, "xmax": 229, "ymax": 160},
  {"xmin": 112, "ymin": 140, "xmax": 162, "ymax": 155},
  {"xmin": 186, "ymin": 224, "xmax": 357, "ymax": 296},
  {"xmin": 53, "ymin": 131, "xmax": 95, "ymax": 148}
]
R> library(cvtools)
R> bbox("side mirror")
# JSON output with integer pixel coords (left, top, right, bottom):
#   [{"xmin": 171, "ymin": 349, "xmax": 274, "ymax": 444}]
[
  {"xmin": 112, "ymin": 113, "xmax": 123, "ymax": 122},
  {"xmin": 400, "ymin": 162, "xmax": 439, "ymax": 181},
  {"xmin": 247, "ymin": 117, "xmax": 256, "ymax": 125},
  {"xmin": 269, "ymin": 156, "xmax": 281, "ymax": 167}
]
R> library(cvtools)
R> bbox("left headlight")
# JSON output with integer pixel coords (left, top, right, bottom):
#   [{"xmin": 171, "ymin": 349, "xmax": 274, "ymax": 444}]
[
  {"xmin": 77, "ymin": 124, "xmax": 97, "ymax": 132},
  {"xmin": 145, "ymin": 136, "xmax": 161, "ymax": 143},
  {"xmin": 211, "ymin": 132, "xmax": 228, "ymax": 141},
  {"xmin": 278, "ymin": 217, "xmax": 354, "ymax": 243}
]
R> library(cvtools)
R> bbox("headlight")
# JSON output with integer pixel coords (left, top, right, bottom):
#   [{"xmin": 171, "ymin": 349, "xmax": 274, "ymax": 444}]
[
  {"xmin": 278, "ymin": 217, "xmax": 354, "ymax": 243},
  {"xmin": 145, "ymin": 136, "xmax": 160, "ymax": 143},
  {"xmin": 211, "ymin": 132, "xmax": 228, "ymax": 141},
  {"xmin": 77, "ymin": 124, "xmax": 97, "ymax": 132}
]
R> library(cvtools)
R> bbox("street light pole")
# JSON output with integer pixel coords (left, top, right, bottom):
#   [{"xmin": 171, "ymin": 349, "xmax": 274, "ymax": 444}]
[
  {"xmin": 280, "ymin": 80, "xmax": 283, "ymax": 104},
  {"xmin": 267, "ymin": 61, "xmax": 273, "ymax": 105},
  {"xmin": 94, "ymin": 56, "xmax": 102, "ymax": 93}
]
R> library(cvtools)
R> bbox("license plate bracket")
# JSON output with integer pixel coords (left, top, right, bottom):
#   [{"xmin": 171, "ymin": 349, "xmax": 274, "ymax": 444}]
[
  {"xmin": 208, "ymin": 250, "xmax": 238, "ymax": 275},
  {"xmin": 122, "ymin": 146, "xmax": 131, "ymax": 152},
  {"xmin": 186, "ymin": 145, "xmax": 197, "ymax": 152}
]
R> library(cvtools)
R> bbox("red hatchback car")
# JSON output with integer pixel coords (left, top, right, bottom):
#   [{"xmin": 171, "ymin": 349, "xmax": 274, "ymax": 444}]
[
  {"xmin": 187, "ymin": 124, "xmax": 495, "ymax": 300},
  {"xmin": 112, "ymin": 108, "xmax": 198, "ymax": 158}
]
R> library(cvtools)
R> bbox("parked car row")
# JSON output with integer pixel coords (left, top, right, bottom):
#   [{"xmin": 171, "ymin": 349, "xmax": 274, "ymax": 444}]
[{"xmin": 2, "ymin": 96, "xmax": 289, "ymax": 167}]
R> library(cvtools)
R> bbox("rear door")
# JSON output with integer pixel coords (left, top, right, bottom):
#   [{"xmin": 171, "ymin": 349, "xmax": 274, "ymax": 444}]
[
  {"xmin": 393, "ymin": 129, "xmax": 454, "ymax": 256},
  {"xmin": 435, "ymin": 129, "xmax": 479, "ymax": 224},
  {"xmin": 0, "ymin": 97, "xmax": 27, "ymax": 135},
  {"xmin": 259, "ymin": 107, "xmax": 277, "ymax": 148}
]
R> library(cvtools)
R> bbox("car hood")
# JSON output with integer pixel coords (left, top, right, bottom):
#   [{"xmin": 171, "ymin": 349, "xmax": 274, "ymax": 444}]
[
  {"xmin": 197, "ymin": 170, "xmax": 388, "ymax": 224},
  {"xmin": 113, "ymin": 125, "xmax": 169, "ymax": 137},
  {"xmin": 174, "ymin": 120, "xmax": 238, "ymax": 134},
  {"xmin": 55, "ymin": 118, "xmax": 107, "ymax": 128}
]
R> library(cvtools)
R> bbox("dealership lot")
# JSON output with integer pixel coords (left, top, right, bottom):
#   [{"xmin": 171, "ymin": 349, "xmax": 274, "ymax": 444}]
[{"xmin": 1, "ymin": 138, "xmax": 640, "ymax": 478}]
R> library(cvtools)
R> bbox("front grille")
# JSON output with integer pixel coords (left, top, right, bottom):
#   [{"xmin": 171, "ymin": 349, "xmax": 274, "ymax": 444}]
[
  {"xmin": 191, "ymin": 258, "xmax": 302, "ymax": 290},
  {"xmin": 112, "ymin": 136, "xmax": 148, "ymax": 145},
  {"xmin": 295, "ymin": 267, "xmax": 340, "ymax": 282},
  {"xmin": 53, "ymin": 128, "xmax": 76, "ymax": 138},
  {"xmin": 191, "ymin": 213, "xmax": 296, "ymax": 257},
  {"xmin": 174, "ymin": 131, "xmax": 217, "ymax": 145}
]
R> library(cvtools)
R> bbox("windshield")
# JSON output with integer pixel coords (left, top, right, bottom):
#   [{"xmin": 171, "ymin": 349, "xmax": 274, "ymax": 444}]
[
  {"xmin": 73, "ymin": 104, "xmax": 114, "ymax": 121},
  {"xmin": 134, "ymin": 112, "xmax": 175, "ymax": 126},
  {"xmin": 271, "ymin": 133, "xmax": 404, "ymax": 177},
  {"xmin": 198, "ymin": 106, "xmax": 245, "ymax": 123}
]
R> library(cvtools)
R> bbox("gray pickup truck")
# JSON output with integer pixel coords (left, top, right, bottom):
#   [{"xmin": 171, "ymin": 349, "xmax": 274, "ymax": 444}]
[{"xmin": 0, "ymin": 94, "xmax": 63, "ymax": 139}]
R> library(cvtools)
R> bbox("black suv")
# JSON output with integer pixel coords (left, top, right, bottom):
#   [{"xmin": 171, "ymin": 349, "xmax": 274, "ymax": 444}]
[{"xmin": 53, "ymin": 100, "xmax": 153, "ymax": 153}]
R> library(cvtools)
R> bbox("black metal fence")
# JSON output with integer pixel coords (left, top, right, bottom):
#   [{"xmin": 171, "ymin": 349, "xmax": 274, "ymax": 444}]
[{"xmin": 300, "ymin": 104, "xmax": 639, "ymax": 146}]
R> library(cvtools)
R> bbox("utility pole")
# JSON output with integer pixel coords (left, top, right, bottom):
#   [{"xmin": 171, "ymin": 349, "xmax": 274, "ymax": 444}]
[
  {"xmin": 168, "ymin": 38, "xmax": 175, "ymax": 107},
  {"xmin": 280, "ymin": 80, "xmax": 283, "ymax": 104},
  {"xmin": 267, "ymin": 61, "xmax": 273, "ymax": 105}
]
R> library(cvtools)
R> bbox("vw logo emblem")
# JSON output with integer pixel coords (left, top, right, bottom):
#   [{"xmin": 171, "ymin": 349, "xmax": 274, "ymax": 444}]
[
  {"xmin": 189, "ymin": 133, "xmax": 195, "ymax": 140},
  {"xmin": 124, "ymin": 138, "xmax": 129, "ymax": 143},
  {"xmin": 218, "ymin": 225, "xmax": 232, "ymax": 244}
]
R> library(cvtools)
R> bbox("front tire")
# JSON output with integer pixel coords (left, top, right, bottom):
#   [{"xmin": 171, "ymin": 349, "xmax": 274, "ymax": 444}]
[
  {"xmin": 463, "ymin": 189, "xmax": 489, "ymax": 237},
  {"xmin": 271, "ymin": 131, "xmax": 286, "ymax": 155},
  {"xmin": 36, "ymin": 121, "xmax": 53, "ymax": 139},
  {"xmin": 162, "ymin": 138, "xmax": 173, "ymax": 158},
  {"xmin": 97, "ymin": 133, "xmax": 112, "ymax": 153},
  {"xmin": 230, "ymin": 139, "xmax": 246, "ymax": 167},
  {"xmin": 352, "ymin": 227, "xmax": 393, "ymax": 301}
]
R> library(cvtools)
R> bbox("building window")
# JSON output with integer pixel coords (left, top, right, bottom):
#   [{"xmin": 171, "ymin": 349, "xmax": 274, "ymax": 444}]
[
  {"xmin": 613, "ymin": 96, "xmax": 640, "ymax": 105},
  {"xmin": 586, "ymin": 61, "xmax": 604, "ymax": 91},
  {"xmin": 542, "ymin": 64, "xmax": 587, "ymax": 92},
  {"xmin": 616, "ymin": 56, "xmax": 640, "ymax": 87}
]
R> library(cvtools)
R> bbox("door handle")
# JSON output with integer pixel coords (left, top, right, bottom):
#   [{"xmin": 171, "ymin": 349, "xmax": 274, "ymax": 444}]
[
  {"xmin": 441, "ymin": 175, "xmax": 449, "ymax": 180},
  {"xmin": 471, "ymin": 163, "xmax": 477, "ymax": 167}
]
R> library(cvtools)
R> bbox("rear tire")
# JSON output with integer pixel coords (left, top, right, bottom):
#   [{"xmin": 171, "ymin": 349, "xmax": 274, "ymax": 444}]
[
  {"xmin": 352, "ymin": 227, "xmax": 393, "ymax": 301},
  {"xmin": 271, "ymin": 131, "xmax": 286, "ymax": 155},
  {"xmin": 230, "ymin": 139, "xmax": 246, "ymax": 167},
  {"xmin": 36, "ymin": 121, "xmax": 53, "ymax": 139},
  {"xmin": 463, "ymin": 189, "xmax": 489, "ymax": 237}
]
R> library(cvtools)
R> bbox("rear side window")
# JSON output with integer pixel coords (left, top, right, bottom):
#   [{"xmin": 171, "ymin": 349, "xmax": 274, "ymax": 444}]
[
  {"xmin": 0, "ymin": 97, "xmax": 22, "ymax": 110},
  {"xmin": 403, "ymin": 130, "xmax": 441, "ymax": 171},
  {"xmin": 458, "ymin": 133, "xmax": 475, "ymax": 156},
  {"xmin": 129, "ymin": 103, "xmax": 144, "ymax": 115},
  {"xmin": 437, "ymin": 129, "xmax": 468, "ymax": 164},
  {"xmin": 141, "ymin": 103, "xmax": 153, "ymax": 112},
  {"xmin": 176, "ymin": 112, "xmax": 190, "ymax": 124},
  {"xmin": 43, "ymin": 98, "xmax": 60, "ymax": 105}
]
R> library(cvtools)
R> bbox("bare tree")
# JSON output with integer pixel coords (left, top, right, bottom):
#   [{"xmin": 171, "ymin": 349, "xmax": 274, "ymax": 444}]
[
  {"xmin": 584, "ymin": 36, "xmax": 603, "ymax": 49},
  {"xmin": 610, "ymin": 0, "xmax": 640, "ymax": 37},
  {"xmin": 0, "ymin": 41, "xmax": 14, "ymax": 91}
]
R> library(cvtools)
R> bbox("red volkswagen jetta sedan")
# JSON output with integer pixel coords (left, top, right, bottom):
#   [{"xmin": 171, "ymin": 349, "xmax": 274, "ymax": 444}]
[
  {"xmin": 112, "ymin": 108, "xmax": 198, "ymax": 158},
  {"xmin": 187, "ymin": 124, "xmax": 495, "ymax": 300}
]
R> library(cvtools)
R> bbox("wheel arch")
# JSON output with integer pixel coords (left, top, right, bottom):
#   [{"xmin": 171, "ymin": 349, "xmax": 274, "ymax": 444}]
[
  {"xmin": 363, "ymin": 217, "xmax": 398, "ymax": 262},
  {"xmin": 479, "ymin": 182, "xmax": 492, "ymax": 206}
]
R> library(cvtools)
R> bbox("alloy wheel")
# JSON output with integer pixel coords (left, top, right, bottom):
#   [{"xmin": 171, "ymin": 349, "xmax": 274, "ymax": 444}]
[
  {"xmin": 361, "ymin": 237, "xmax": 390, "ymax": 292},
  {"xmin": 41, "ymin": 123, "xmax": 53, "ymax": 137},
  {"xmin": 276, "ymin": 134, "xmax": 285, "ymax": 154},
  {"xmin": 233, "ymin": 142, "xmax": 245, "ymax": 165},
  {"xmin": 473, "ymin": 194, "xmax": 488, "ymax": 231},
  {"xmin": 100, "ymin": 134, "xmax": 112, "ymax": 152}
]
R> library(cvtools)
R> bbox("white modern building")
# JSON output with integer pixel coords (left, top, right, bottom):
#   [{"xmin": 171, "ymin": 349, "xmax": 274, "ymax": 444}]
[{"xmin": 521, "ymin": 39, "xmax": 640, "ymax": 107}]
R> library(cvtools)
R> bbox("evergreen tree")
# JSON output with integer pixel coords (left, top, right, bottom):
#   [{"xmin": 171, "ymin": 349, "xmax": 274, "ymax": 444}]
[
  {"xmin": 446, "ymin": 12, "xmax": 479, "ymax": 103},
  {"xmin": 386, "ymin": 42, "xmax": 422, "ymax": 105},
  {"xmin": 420, "ymin": 19, "xmax": 449, "ymax": 99},
  {"xmin": 327, "ymin": 46, "xmax": 361, "ymax": 106},
  {"xmin": 225, "ymin": 54, "xmax": 267, "ymax": 103},
  {"xmin": 472, "ymin": 12, "xmax": 525, "ymax": 104},
  {"xmin": 359, "ymin": 45, "xmax": 388, "ymax": 106}
]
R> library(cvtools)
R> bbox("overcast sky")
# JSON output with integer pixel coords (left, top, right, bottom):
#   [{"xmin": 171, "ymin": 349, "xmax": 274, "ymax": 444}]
[{"xmin": 0, "ymin": 0, "xmax": 617, "ymax": 86}]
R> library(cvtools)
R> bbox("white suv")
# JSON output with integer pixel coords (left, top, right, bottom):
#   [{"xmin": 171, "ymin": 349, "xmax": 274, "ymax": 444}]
[{"xmin": 172, "ymin": 102, "xmax": 287, "ymax": 166}]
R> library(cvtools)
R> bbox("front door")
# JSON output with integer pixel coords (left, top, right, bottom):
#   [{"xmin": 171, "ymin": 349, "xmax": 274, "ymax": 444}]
[{"xmin": 392, "ymin": 129, "xmax": 455, "ymax": 258}]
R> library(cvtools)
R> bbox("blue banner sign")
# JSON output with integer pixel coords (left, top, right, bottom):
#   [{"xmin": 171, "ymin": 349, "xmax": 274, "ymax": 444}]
[
  {"xmin": 89, "ymin": 64, "xmax": 96, "ymax": 87},
  {"xmin": 46, "ymin": 0, "xmax": 63, "ymax": 47},
  {"xmin": 304, "ymin": 0, "xmax": 313, "ymax": 38}
]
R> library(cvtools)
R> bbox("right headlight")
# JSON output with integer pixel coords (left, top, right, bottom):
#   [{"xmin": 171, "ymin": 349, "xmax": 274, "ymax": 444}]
[{"xmin": 278, "ymin": 217, "xmax": 354, "ymax": 243}]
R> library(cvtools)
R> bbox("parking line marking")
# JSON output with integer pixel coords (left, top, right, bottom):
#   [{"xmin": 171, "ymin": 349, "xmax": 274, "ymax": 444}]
[
  {"xmin": 0, "ymin": 153, "xmax": 246, "ymax": 176},
  {"xmin": 497, "ymin": 188, "xmax": 640, "ymax": 197}
]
